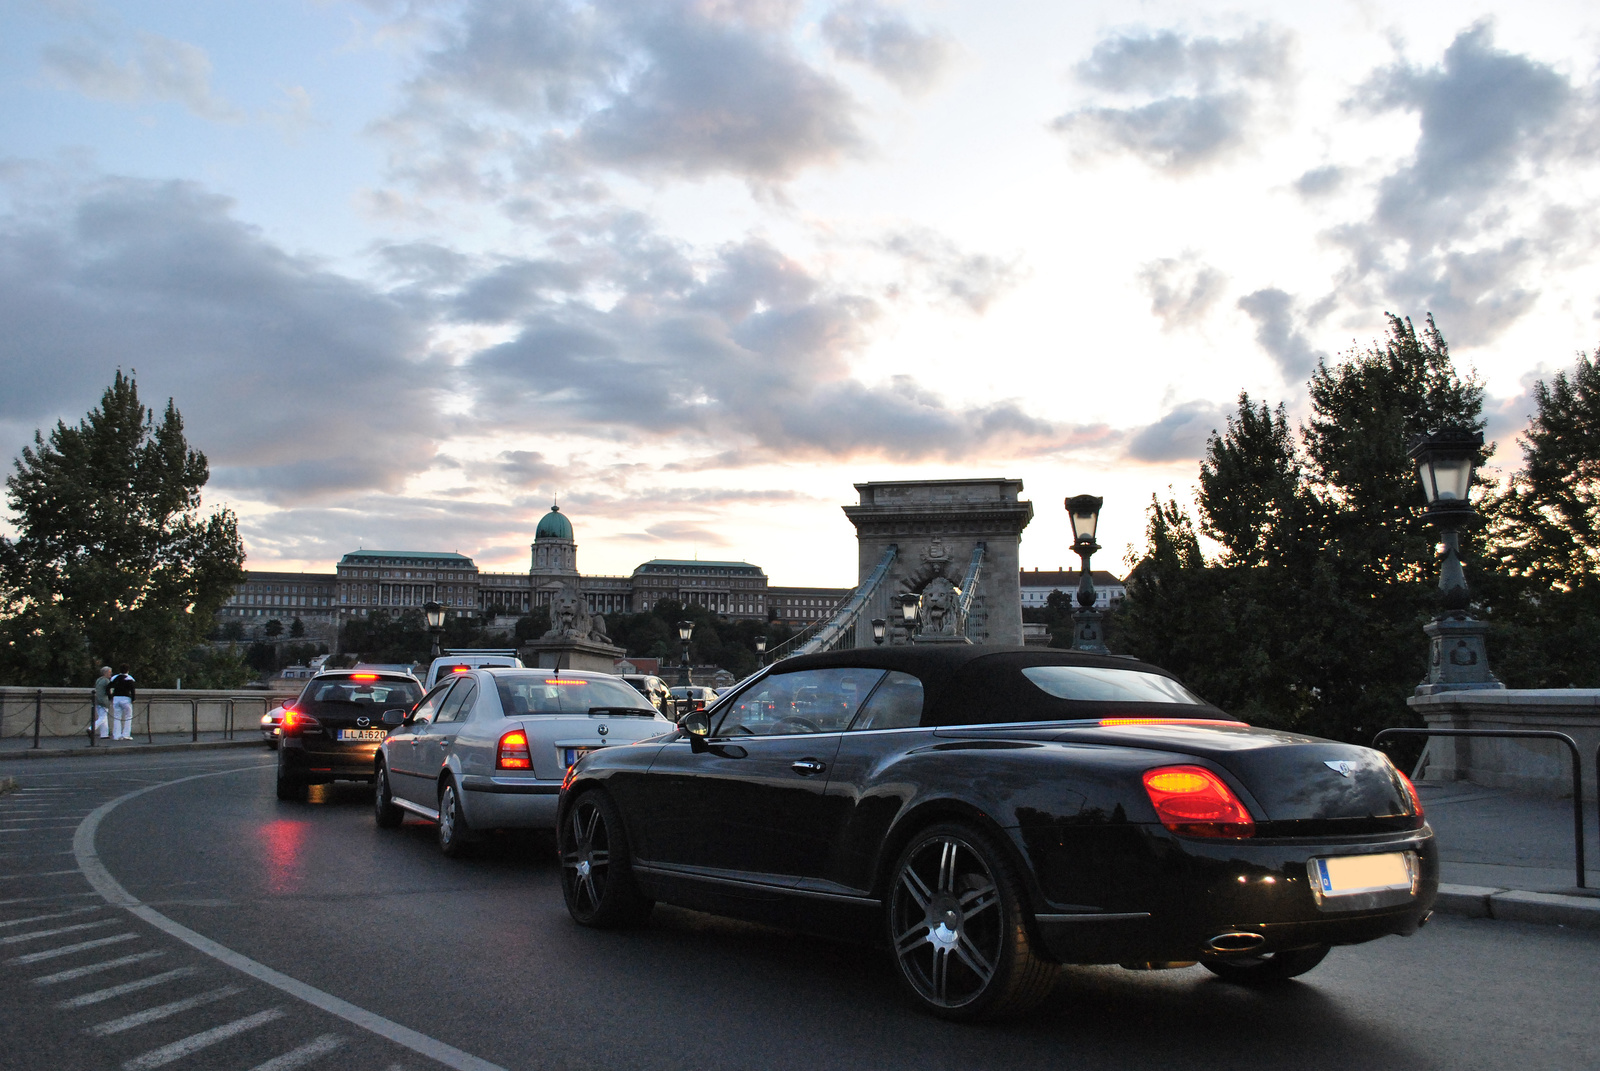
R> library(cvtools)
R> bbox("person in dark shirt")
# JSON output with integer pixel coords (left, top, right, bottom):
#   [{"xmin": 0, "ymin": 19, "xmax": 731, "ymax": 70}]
[{"xmin": 108, "ymin": 665, "xmax": 136, "ymax": 740}]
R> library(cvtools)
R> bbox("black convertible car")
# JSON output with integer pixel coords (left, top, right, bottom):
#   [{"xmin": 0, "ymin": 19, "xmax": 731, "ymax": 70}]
[{"xmin": 557, "ymin": 646, "xmax": 1437, "ymax": 1020}]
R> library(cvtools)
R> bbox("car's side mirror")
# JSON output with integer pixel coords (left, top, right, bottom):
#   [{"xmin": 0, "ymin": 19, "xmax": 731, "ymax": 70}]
[
  {"xmin": 382, "ymin": 709, "xmax": 406, "ymax": 727},
  {"xmin": 678, "ymin": 710, "xmax": 710, "ymax": 752}
]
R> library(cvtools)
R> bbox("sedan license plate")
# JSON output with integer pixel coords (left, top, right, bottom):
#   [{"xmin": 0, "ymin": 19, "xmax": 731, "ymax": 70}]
[
  {"xmin": 338, "ymin": 729, "xmax": 386, "ymax": 742},
  {"xmin": 1309, "ymin": 852, "xmax": 1415, "ymax": 898},
  {"xmin": 563, "ymin": 746, "xmax": 602, "ymax": 767}
]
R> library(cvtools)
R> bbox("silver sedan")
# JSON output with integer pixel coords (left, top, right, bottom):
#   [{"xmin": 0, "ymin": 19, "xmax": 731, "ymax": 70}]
[{"xmin": 373, "ymin": 667, "xmax": 672, "ymax": 855}]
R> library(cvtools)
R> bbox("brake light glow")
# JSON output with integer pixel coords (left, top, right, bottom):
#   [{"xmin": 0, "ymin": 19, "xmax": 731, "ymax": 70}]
[
  {"xmin": 351, "ymin": 674, "xmax": 379, "ymax": 681},
  {"xmin": 1396, "ymin": 769, "xmax": 1423, "ymax": 817},
  {"xmin": 545, "ymin": 678, "xmax": 587, "ymax": 686},
  {"xmin": 280, "ymin": 709, "xmax": 321, "ymax": 732},
  {"xmin": 1100, "ymin": 718, "xmax": 1248, "ymax": 728},
  {"xmin": 1142, "ymin": 765, "xmax": 1255, "ymax": 838},
  {"xmin": 450, "ymin": 666, "xmax": 470, "ymax": 674},
  {"xmin": 497, "ymin": 729, "xmax": 532, "ymax": 770},
  {"xmin": 561, "ymin": 762, "xmax": 579, "ymax": 793}
]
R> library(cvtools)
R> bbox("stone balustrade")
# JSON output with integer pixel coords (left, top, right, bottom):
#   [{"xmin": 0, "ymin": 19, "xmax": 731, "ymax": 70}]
[
  {"xmin": 0, "ymin": 687, "xmax": 298, "ymax": 740},
  {"xmin": 1408, "ymin": 689, "xmax": 1600, "ymax": 802}
]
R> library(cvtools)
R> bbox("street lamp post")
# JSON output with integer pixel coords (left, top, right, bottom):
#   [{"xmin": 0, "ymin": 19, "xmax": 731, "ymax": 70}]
[
  {"xmin": 871, "ymin": 619, "xmax": 887, "ymax": 645},
  {"xmin": 898, "ymin": 592, "xmax": 920, "ymax": 644},
  {"xmin": 1065, "ymin": 495, "xmax": 1108, "ymax": 653},
  {"xmin": 1408, "ymin": 428, "xmax": 1503, "ymax": 695},
  {"xmin": 755, "ymin": 634, "xmax": 767, "ymax": 666},
  {"xmin": 677, "ymin": 620, "xmax": 694, "ymax": 687},
  {"xmin": 423, "ymin": 601, "xmax": 445, "ymax": 658}
]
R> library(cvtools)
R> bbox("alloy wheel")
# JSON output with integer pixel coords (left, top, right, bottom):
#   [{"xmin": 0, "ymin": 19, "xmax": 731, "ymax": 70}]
[
  {"xmin": 563, "ymin": 797, "xmax": 612, "ymax": 915},
  {"xmin": 889, "ymin": 834, "xmax": 1005, "ymax": 1009}
]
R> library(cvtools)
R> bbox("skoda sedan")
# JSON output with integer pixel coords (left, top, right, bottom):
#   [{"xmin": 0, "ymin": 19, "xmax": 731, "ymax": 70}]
[
  {"xmin": 557, "ymin": 646, "xmax": 1438, "ymax": 1021},
  {"xmin": 374, "ymin": 668, "xmax": 672, "ymax": 855}
]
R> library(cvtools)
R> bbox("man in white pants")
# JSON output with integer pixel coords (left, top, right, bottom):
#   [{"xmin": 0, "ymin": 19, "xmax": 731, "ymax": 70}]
[
  {"xmin": 109, "ymin": 665, "xmax": 136, "ymax": 741},
  {"xmin": 93, "ymin": 666, "xmax": 113, "ymax": 739}
]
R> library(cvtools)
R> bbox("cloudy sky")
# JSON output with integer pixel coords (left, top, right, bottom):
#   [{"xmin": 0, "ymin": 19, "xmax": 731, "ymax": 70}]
[{"xmin": 3, "ymin": 0, "xmax": 1599, "ymax": 586}]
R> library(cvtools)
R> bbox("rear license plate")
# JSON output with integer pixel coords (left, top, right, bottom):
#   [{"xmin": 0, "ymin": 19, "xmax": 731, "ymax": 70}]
[
  {"xmin": 339, "ymin": 729, "xmax": 386, "ymax": 742},
  {"xmin": 1309, "ymin": 852, "xmax": 1415, "ymax": 898},
  {"xmin": 563, "ymin": 746, "xmax": 602, "ymax": 767}
]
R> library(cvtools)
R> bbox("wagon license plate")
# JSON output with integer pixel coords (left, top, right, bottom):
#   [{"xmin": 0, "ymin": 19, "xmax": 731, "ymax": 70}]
[
  {"xmin": 338, "ymin": 729, "xmax": 386, "ymax": 742},
  {"xmin": 563, "ymin": 746, "xmax": 602, "ymax": 767},
  {"xmin": 1310, "ymin": 852, "xmax": 1415, "ymax": 898}
]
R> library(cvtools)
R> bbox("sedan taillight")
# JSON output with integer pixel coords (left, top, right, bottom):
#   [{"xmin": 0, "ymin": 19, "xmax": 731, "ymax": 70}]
[
  {"xmin": 1142, "ymin": 765, "xmax": 1255, "ymax": 838},
  {"xmin": 497, "ymin": 729, "xmax": 532, "ymax": 770}
]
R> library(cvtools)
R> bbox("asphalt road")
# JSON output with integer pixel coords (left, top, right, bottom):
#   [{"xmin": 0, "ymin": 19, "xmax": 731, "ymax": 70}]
[{"xmin": 3, "ymin": 750, "xmax": 1598, "ymax": 1071}]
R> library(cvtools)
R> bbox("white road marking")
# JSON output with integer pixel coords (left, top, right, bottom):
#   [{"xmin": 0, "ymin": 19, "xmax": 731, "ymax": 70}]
[
  {"xmin": 0, "ymin": 825, "xmax": 83, "ymax": 832},
  {"xmin": 0, "ymin": 905, "xmax": 101, "ymax": 927},
  {"xmin": 0, "ymin": 892, "xmax": 100, "ymax": 907},
  {"xmin": 33, "ymin": 950, "xmax": 167, "ymax": 985},
  {"xmin": 58, "ymin": 966, "xmax": 201, "ymax": 1008},
  {"xmin": 89, "ymin": 984, "xmax": 245, "ymax": 1035},
  {"xmin": 121, "ymin": 1008, "xmax": 286, "ymax": 1071},
  {"xmin": 8, "ymin": 933, "xmax": 137, "ymax": 964},
  {"xmin": 75, "ymin": 768, "xmax": 509, "ymax": 1071},
  {"xmin": 0, "ymin": 868, "xmax": 80, "ymax": 879},
  {"xmin": 244, "ymin": 1033, "xmax": 346, "ymax": 1071},
  {"xmin": 0, "ymin": 918, "xmax": 116, "ymax": 944}
]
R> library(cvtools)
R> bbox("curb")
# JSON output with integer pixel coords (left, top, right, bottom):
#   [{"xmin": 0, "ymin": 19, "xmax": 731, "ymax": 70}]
[
  {"xmin": 3, "ymin": 739, "xmax": 266, "ymax": 760},
  {"xmin": 1434, "ymin": 882, "xmax": 1600, "ymax": 929}
]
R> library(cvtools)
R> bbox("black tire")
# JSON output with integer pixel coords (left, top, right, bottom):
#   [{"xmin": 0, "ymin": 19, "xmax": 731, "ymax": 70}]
[
  {"xmin": 275, "ymin": 750, "xmax": 307, "ymax": 802},
  {"xmin": 374, "ymin": 760, "xmax": 403, "ymax": 829},
  {"xmin": 437, "ymin": 778, "xmax": 471, "ymax": 857},
  {"xmin": 559, "ymin": 790, "xmax": 654, "ymax": 928},
  {"xmin": 1202, "ymin": 944, "xmax": 1330, "ymax": 986},
  {"xmin": 886, "ymin": 822, "xmax": 1059, "ymax": 1021}
]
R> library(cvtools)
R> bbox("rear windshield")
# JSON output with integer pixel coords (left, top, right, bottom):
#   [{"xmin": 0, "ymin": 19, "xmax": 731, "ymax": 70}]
[
  {"xmin": 1020, "ymin": 666, "xmax": 1203, "ymax": 705},
  {"xmin": 297, "ymin": 677, "xmax": 422, "ymax": 716},
  {"xmin": 494, "ymin": 673, "xmax": 658, "ymax": 716}
]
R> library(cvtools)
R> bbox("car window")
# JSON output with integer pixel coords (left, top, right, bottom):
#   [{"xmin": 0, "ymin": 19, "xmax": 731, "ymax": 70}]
[
  {"xmin": 493, "ymin": 673, "xmax": 657, "ymax": 715},
  {"xmin": 715, "ymin": 668, "xmax": 886, "ymax": 736},
  {"xmin": 435, "ymin": 679, "xmax": 478, "ymax": 723},
  {"xmin": 1020, "ymin": 666, "xmax": 1203, "ymax": 704},
  {"xmin": 296, "ymin": 676, "xmax": 423, "ymax": 718},
  {"xmin": 409, "ymin": 681, "xmax": 455, "ymax": 726},
  {"xmin": 849, "ymin": 671, "xmax": 924, "ymax": 731}
]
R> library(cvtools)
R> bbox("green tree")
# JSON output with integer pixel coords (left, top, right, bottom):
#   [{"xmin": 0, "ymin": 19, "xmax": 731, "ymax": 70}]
[
  {"xmin": 0, "ymin": 372, "xmax": 246, "ymax": 686},
  {"xmin": 288, "ymin": 616, "xmax": 305, "ymax": 639},
  {"xmin": 264, "ymin": 618, "xmax": 284, "ymax": 639}
]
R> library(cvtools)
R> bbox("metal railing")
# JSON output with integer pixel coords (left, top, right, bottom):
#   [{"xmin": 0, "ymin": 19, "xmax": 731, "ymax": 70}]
[
  {"xmin": 1373, "ymin": 727, "xmax": 1587, "ymax": 890},
  {"xmin": 955, "ymin": 542, "xmax": 985, "ymax": 629}
]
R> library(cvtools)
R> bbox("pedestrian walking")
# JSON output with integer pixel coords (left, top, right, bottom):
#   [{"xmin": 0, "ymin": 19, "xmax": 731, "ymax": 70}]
[
  {"xmin": 92, "ymin": 666, "xmax": 113, "ymax": 739},
  {"xmin": 109, "ymin": 665, "xmax": 136, "ymax": 741}
]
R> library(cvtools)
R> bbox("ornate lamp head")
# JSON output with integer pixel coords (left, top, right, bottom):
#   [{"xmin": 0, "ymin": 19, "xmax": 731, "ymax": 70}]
[
  {"xmin": 1065, "ymin": 495, "xmax": 1104, "ymax": 551},
  {"xmin": 1408, "ymin": 428, "xmax": 1483, "ymax": 517},
  {"xmin": 423, "ymin": 601, "xmax": 445, "ymax": 631}
]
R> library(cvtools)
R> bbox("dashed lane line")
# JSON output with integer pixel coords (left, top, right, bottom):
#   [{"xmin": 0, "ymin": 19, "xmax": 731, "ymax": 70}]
[
  {"xmin": 76, "ymin": 766, "xmax": 509, "ymax": 1071},
  {"xmin": 7, "ymin": 932, "xmax": 137, "ymax": 964},
  {"xmin": 32, "ymin": 950, "xmax": 167, "ymax": 985},
  {"xmin": 58, "ymin": 966, "xmax": 202, "ymax": 1008},
  {"xmin": 243, "ymin": 1032, "xmax": 347, "ymax": 1071},
  {"xmin": 121, "ymin": 1008, "xmax": 287, "ymax": 1071},
  {"xmin": 0, "ymin": 868, "xmax": 81, "ymax": 880},
  {"xmin": 89, "ymin": 984, "xmax": 246, "ymax": 1036},
  {"xmin": 0, "ymin": 918, "xmax": 117, "ymax": 944},
  {"xmin": 0, "ymin": 904, "xmax": 101, "ymax": 927}
]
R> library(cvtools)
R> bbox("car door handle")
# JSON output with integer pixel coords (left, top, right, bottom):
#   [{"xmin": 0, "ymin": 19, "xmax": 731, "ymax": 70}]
[{"xmin": 791, "ymin": 759, "xmax": 826, "ymax": 775}]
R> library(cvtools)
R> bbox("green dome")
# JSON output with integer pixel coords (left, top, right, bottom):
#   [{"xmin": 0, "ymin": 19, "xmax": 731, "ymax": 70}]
[{"xmin": 535, "ymin": 505, "xmax": 573, "ymax": 541}]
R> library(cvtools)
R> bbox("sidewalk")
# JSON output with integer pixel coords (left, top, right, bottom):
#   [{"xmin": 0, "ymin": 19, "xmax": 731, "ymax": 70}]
[
  {"xmin": 0, "ymin": 729, "xmax": 265, "ymax": 758},
  {"xmin": 1417, "ymin": 780, "xmax": 1600, "ymax": 928}
]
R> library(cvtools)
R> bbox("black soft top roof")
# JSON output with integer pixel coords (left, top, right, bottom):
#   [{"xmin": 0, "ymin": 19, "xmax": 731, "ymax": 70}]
[{"xmin": 768, "ymin": 645, "xmax": 1222, "ymax": 726}]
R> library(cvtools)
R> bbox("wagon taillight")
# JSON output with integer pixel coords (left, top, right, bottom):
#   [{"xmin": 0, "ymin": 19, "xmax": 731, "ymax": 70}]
[{"xmin": 497, "ymin": 729, "xmax": 532, "ymax": 770}]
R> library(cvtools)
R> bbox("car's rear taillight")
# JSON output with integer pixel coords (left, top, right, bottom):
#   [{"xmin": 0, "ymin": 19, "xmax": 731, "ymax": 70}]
[
  {"xmin": 1396, "ymin": 769, "xmax": 1423, "ymax": 817},
  {"xmin": 1142, "ymin": 765, "xmax": 1255, "ymax": 838},
  {"xmin": 497, "ymin": 729, "xmax": 532, "ymax": 770},
  {"xmin": 280, "ymin": 708, "xmax": 320, "ymax": 733}
]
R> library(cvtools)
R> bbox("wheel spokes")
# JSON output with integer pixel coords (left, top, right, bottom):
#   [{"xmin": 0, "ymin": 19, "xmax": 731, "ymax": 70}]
[
  {"xmin": 937, "ymin": 840, "xmax": 958, "ymax": 893},
  {"xmin": 960, "ymin": 885, "xmax": 999, "ymax": 921},
  {"xmin": 931, "ymin": 946, "xmax": 950, "ymax": 1002},
  {"xmin": 954, "ymin": 933, "xmax": 996, "ymax": 984},
  {"xmin": 900, "ymin": 865, "xmax": 934, "ymax": 910},
  {"xmin": 894, "ymin": 921, "xmax": 929, "ymax": 956}
]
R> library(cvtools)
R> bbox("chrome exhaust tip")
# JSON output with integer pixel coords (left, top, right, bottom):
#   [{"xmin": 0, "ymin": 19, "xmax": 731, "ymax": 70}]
[{"xmin": 1206, "ymin": 931, "xmax": 1267, "ymax": 953}]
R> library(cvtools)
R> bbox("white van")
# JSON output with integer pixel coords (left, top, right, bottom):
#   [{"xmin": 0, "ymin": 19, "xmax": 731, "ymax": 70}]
[{"xmin": 424, "ymin": 650, "xmax": 524, "ymax": 690}]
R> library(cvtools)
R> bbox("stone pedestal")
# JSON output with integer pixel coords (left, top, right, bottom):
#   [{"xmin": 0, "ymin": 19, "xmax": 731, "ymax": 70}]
[
  {"xmin": 518, "ymin": 637, "xmax": 626, "ymax": 673},
  {"xmin": 1415, "ymin": 615, "xmax": 1503, "ymax": 696},
  {"xmin": 843, "ymin": 478, "xmax": 1033, "ymax": 648},
  {"xmin": 1407, "ymin": 689, "xmax": 1600, "ymax": 802}
]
